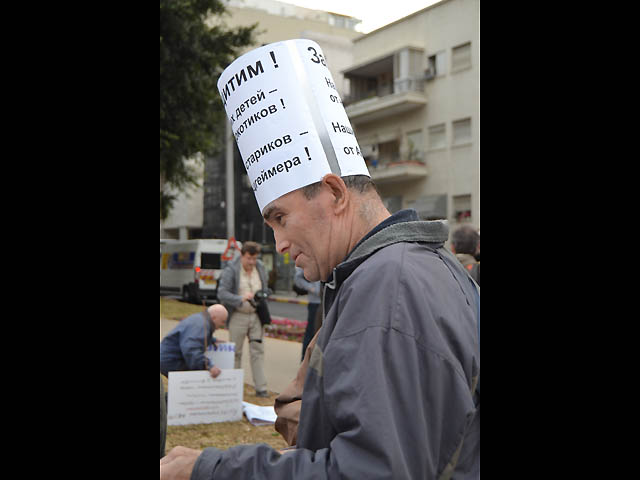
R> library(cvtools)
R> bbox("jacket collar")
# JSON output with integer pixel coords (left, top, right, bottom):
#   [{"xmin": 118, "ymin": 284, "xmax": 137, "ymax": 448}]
[{"xmin": 325, "ymin": 209, "xmax": 449, "ymax": 292}]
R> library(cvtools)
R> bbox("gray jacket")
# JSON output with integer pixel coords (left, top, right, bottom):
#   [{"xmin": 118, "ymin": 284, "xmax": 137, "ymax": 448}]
[
  {"xmin": 192, "ymin": 210, "xmax": 480, "ymax": 479},
  {"xmin": 217, "ymin": 255, "xmax": 268, "ymax": 322}
]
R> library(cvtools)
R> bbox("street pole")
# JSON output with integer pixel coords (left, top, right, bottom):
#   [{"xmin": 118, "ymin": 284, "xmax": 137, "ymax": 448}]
[{"xmin": 225, "ymin": 120, "xmax": 235, "ymax": 239}]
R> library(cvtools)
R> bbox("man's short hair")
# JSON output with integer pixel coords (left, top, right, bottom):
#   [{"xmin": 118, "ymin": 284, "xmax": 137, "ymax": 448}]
[
  {"xmin": 301, "ymin": 175, "xmax": 378, "ymax": 199},
  {"xmin": 241, "ymin": 241, "xmax": 261, "ymax": 256},
  {"xmin": 451, "ymin": 225, "xmax": 480, "ymax": 255}
]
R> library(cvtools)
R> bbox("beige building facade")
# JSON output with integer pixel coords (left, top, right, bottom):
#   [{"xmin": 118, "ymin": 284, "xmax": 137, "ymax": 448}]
[
  {"xmin": 161, "ymin": 156, "xmax": 205, "ymax": 240},
  {"xmin": 220, "ymin": 0, "xmax": 361, "ymax": 92},
  {"xmin": 343, "ymin": 0, "xmax": 479, "ymax": 231}
]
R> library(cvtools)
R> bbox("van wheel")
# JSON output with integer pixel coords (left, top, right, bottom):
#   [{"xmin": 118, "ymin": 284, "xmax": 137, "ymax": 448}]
[{"xmin": 182, "ymin": 286, "xmax": 191, "ymax": 303}]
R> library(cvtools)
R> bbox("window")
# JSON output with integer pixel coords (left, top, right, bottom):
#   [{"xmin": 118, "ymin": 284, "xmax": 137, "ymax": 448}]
[
  {"xmin": 453, "ymin": 195, "xmax": 472, "ymax": 223},
  {"xmin": 427, "ymin": 51, "xmax": 446, "ymax": 77},
  {"xmin": 201, "ymin": 253, "xmax": 221, "ymax": 270},
  {"xmin": 452, "ymin": 118, "xmax": 471, "ymax": 146},
  {"xmin": 378, "ymin": 139, "xmax": 400, "ymax": 164},
  {"xmin": 451, "ymin": 42, "xmax": 471, "ymax": 71},
  {"xmin": 406, "ymin": 130, "xmax": 424, "ymax": 161},
  {"xmin": 188, "ymin": 228, "xmax": 203, "ymax": 239},
  {"xmin": 409, "ymin": 195, "xmax": 447, "ymax": 220},
  {"xmin": 428, "ymin": 124, "xmax": 446, "ymax": 150}
]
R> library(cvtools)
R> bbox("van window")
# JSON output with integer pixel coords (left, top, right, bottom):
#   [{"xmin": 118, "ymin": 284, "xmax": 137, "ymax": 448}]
[{"xmin": 201, "ymin": 253, "xmax": 221, "ymax": 270}]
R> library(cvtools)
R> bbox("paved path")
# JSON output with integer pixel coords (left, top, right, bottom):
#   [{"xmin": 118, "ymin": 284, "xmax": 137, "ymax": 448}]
[{"xmin": 160, "ymin": 317, "xmax": 303, "ymax": 395}]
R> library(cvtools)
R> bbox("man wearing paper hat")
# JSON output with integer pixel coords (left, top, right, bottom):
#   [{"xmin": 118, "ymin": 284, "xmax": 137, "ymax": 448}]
[{"xmin": 161, "ymin": 39, "xmax": 480, "ymax": 480}]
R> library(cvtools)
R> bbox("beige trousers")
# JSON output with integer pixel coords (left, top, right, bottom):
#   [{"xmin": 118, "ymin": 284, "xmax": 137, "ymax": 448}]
[{"xmin": 229, "ymin": 311, "xmax": 267, "ymax": 392}]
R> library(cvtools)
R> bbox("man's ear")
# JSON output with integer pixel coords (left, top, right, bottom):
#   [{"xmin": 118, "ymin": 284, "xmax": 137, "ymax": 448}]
[{"xmin": 321, "ymin": 174, "xmax": 349, "ymax": 214}]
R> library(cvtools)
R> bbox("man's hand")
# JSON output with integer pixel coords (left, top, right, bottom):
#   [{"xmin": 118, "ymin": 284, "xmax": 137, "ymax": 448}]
[
  {"xmin": 242, "ymin": 291, "xmax": 255, "ymax": 301},
  {"xmin": 209, "ymin": 366, "xmax": 221, "ymax": 378},
  {"xmin": 160, "ymin": 446, "xmax": 202, "ymax": 480}
]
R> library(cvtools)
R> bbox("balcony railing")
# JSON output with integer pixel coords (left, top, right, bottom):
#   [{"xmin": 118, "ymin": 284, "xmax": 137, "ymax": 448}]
[
  {"xmin": 365, "ymin": 157, "xmax": 428, "ymax": 185},
  {"xmin": 394, "ymin": 77, "xmax": 425, "ymax": 94},
  {"xmin": 343, "ymin": 78, "xmax": 424, "ymax": 106},
  {"xmin": 343, "ymin": 83, "xmax": 393, "ymax": 106},
  {"xmin": 344, "ymin": 78, "xmax": 427, "ymax": 124}
]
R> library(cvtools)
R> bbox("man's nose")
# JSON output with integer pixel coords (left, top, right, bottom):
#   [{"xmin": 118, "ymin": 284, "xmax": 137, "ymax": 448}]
[{"xmin": 274, "ymin": 232, "xmax": 290, "ymax": 255}]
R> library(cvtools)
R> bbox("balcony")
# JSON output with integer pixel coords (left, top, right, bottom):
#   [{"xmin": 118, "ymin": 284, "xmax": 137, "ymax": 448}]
[
  {"xmin": 343, "ymin": 46, "xmax": 427, "ymax": 125},
  {"xmin": 366, "ymin": 158, "xmax": 428, "ymax": 185},
  {"xmin": 344, "ymin": 82, "xmax": 427, "ymax": 125}
]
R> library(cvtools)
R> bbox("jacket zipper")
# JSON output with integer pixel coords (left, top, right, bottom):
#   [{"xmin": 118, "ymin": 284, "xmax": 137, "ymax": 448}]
[{"xmin": 322, "ymin": 269, "xmax": 337, "ymax": 324}]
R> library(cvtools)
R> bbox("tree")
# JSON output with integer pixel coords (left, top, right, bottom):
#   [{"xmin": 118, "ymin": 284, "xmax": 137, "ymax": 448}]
[{"xmin": 160, "ymin": 0, "xmax": 255, "ymax": 221}]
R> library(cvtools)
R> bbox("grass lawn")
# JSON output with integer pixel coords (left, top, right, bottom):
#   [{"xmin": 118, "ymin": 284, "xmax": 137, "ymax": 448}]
[{"xmin": 160, "ymin": 296, "xmax": 206, "ymax": 321}]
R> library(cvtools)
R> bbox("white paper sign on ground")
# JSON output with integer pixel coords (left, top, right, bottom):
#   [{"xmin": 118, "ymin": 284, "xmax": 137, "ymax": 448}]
[
  {"xmin": 217, "ymin": 38, "xmax": 370, "ymax": 213},
  {"xmin": 167, "ymin": 369, "xmax": 243, "ymax": 425},
  {"xmin": 205, "ymin": 341, "xmax": 235, "ymax": 370},
  {"xmin": 242, "ymin": 401, "xmax": 277, "ymax": 426}
]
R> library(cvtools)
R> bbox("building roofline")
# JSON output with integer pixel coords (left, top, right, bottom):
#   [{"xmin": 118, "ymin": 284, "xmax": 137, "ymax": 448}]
[{"xmin": 354, "ymin": 0, "xmax": 452, "ymax": 40}]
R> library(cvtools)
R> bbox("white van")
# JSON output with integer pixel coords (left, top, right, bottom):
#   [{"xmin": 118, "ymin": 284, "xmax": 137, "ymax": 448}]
[{"xmin": 160, "ymin": 239, "xmax": 242, "ymax": 303}]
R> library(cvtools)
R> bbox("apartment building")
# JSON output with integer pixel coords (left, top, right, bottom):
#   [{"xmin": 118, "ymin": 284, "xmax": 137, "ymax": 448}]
[{"xmin": 343, "ymin": 0, "xmax": 479, "ymax": 230}]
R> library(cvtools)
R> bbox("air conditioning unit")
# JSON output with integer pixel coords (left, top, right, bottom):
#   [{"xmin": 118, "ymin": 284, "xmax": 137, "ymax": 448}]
[{"xmin": 424, "ymin": 67, "xmax": 435, "ymax": 80}]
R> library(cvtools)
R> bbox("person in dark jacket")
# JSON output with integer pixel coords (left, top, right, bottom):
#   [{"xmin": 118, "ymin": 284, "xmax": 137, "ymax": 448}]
[
  {"xmin": 294, "ymin": 266, "xmax": 322, "ymax": 361},
  {"xmin": 160, "ymin": 304, "xmax": 228, "ymax": 378},
  {"xmin": 161, "ymin": 174, "xmax": 480, "ymax": 479},
  {"xmin": 451, "ymin": 224, "xmax": 480, "ymax": 286}
]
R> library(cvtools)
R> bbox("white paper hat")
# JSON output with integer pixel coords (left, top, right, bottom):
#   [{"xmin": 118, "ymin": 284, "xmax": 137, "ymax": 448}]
[{"xmin": 217, "ymin": 39, "xmax": 370, "ymax": 213}]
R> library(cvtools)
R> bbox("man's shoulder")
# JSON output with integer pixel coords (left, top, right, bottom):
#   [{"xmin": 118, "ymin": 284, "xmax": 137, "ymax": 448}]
[
  {"xmin": 356, "ymin": 241, "xmax": 439, "ymax": 272},
  {"xmin": 338, "ymin": 243, "xmax": 414, "ymax": 296},
  {"xmin": 341, "ymin": 242, "xmax": 448, "ymax": 300},
  {"xmin": 221, "ymin": 259, "xmax": 240, "ymax": 277},
  {"xmin": 256, "ymin": 259, "xmax": 267, "ymax": 273},
  {"xmin": 181, "ymin": 311, "xmax": 206, "ymax": 326}
]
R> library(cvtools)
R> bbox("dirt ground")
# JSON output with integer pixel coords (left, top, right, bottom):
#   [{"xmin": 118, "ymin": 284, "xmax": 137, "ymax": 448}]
[
  {"xmin": 162, "ymin": 376, "xmax": 288, "ymax": 453},
  {"xmin": 160, "ymin": 298, "xmax": 290, "ymax": 453}
]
